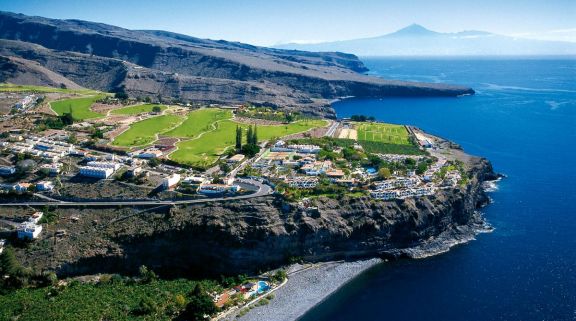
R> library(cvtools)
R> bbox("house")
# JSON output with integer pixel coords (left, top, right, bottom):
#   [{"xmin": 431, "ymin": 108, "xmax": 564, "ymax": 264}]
[
  {"xmin": 36, "ymin": 181, "xmax": 54, "ymax": 191},
  {"xmin": 79, "ymin": 166, "xmax": 114, "ymax": 179},
  {"xmin": 371, "ymin": 190, "xmax": 398, "ymax": 200},
  {"xmin": 126, "ymin": 166, "xmax": 142, "ymax": 177},
  {"xmin": 326, "ymin": 169, "xmax": 345, "ymax": 178},
  {"xmin": 29, "ymin": 212, "xmax": 44, "ymax": 224},
  {"xmin": 301, "ymin": 160, "xmax": 332, "ymax": 176},
  {"xmin": 181, "ymin": 176, "xmax": 208, "ymax": 187},
  {"xmin": 138, "ymin": 148, "xmax": 163, "ymax": 159},
  {"xmin": 227, "ymin": 154, "xmax": 245, "ymax": 163},
  {"xmin": 14, "ymin": 183, "xmax": 31, "ymax": 194},
  {"xmin": 17, "ymin": 222, "xmax": 42, "ymax": 240},
  {"xmin": 287, "ymin": 144, "xmax": 321, "ymax": 154},
  {"xmin": 162, "ymin": 173, "xmax": 181, "ymax": 189},
  {"xmin": 0, "ymin": 166, "xmax": 16, "ymax": 176},
  {"xmin": 40, "ymin": 163, "xmax": 62, "ymax": 176}
]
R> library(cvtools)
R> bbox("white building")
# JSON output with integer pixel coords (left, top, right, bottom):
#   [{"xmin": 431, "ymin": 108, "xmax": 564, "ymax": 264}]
[
  {"xmin": 79, "ymin": 166, "xmax": 114, "ymax": 179},
  {"xmin": 36, "ymin": 181, "xmax": 54, "ymax": 191},
  {"xmin": 197, "ymin": 184, "xmax": 241, "ymax": 195},
  {"xmin": 286, "ymin": 177, "xmax": 318, "ymax": 189},
  {"xmin": 17, "ymin": 222, "xmax": 42, "ymax": 240},
  {"xmin": 162, "ymin": 173, "xmax": 181, "ymax": 189},
  {"xmin": 86, "ymin": 161, "xmax": 121, "ymax": 171}
]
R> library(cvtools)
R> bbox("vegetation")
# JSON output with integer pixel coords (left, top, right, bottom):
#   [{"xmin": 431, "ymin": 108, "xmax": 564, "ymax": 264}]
[
  {"xmin": 350, "ymin": 114, "xmax": 376, "ymax": 122},
  {"xmin": 112, "ymin": 114, "xmax": 185, "ymax": 147},
  {"xmin": 355, "ymin": 122, "xmax": 411, "ymax": 145},
  {"xmin": 111, "ymin": 104, "xmax": 168, "ymax": 115},
  {"xmin": 237, "ymin": 106, "xmax": 302, "ymax": 123},
  {"xmin": 0, "ymin": 83, "xmax": 99, "ymax": 95},
  {"xmin": 170, "ymin": 119, "xmax": 326, "ymax": 168},
  {"xmin": 165, "ymin": 108, "xmax": 231, "ymax": 139},
  {"xmin": 50, "ymin": 95, "xmax": 106, "ymax": 120}
]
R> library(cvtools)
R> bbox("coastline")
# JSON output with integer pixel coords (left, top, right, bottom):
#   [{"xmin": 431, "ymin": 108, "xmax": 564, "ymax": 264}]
[{"xmin": 225, "ymin": 259, "xmax": 382, "ymax": 321}]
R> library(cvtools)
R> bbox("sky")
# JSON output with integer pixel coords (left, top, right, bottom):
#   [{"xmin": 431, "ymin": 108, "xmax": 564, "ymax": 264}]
[{"xmin": 1, "ymin": 0, "xmax": 575, "ymax": 45}]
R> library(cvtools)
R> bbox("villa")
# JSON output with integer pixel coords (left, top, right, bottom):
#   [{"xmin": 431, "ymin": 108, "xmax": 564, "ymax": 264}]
[
  {"xmin": 286, "ymin": 177, "xmax": 318, "ymax": 189},
  {"xmin": 17, "ymin": 222, "xmax": 42, "ymax": 240}
]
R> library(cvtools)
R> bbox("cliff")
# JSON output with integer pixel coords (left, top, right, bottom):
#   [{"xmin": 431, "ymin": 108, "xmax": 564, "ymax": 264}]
[
  {"xmin": 11, "ymin": 151, "xmax": 497, "ymax": 278},
  {"xmin": 0, "ymin": 11, "xmax": 474, "ymax": 117}
]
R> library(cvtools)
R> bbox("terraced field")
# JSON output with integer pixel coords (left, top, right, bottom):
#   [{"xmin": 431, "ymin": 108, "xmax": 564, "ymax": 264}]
[
  {"xmin": 170, "ymin": 119, "xmax": 327, "ymax": 168},
  {"xmin": 110, "ymin": 104, "xmax": 168, "ymax": 115},
  {"xmin": 50, "ymin": 95, "xmax": 106, "ymax": 120},
  {"xmin": 111, "ymin": 114, "xmax": 185, "ymax": 147}
]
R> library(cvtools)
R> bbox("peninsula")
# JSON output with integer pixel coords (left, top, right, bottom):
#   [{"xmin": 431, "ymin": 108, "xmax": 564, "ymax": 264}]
[{"xmin": 0, "ymin": 12, "xmax": 499, "ymax": 321}]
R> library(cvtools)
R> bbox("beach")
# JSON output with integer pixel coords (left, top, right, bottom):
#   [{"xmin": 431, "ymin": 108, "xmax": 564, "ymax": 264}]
[{"xmin": 224, "ymin": 258, "xmax": 382, "ymax": 321}]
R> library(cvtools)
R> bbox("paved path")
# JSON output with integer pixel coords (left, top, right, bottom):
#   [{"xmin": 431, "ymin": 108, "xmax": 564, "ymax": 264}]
[{"xmin": 324, "ymin": 120, "xmax": 339, "ymax": 137}]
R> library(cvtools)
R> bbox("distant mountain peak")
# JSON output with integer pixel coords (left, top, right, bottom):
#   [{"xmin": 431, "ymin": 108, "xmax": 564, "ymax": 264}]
[{"xmin": 387, "ymin": 24, "xmax": 439, "ymax": 37}]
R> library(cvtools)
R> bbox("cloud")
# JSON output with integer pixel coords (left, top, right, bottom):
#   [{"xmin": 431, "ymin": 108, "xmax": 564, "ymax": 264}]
[{"xmin": 508, "ymin": 28, "xmax": 576, "ymax": 43}]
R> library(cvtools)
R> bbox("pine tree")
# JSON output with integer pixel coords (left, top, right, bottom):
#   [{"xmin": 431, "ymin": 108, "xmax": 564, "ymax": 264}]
[
  {"xmin": 246, "ymin": 125, "xmax": 253, "ymax": 145},
  {"xmin": 252, "ymin": 125, "xmax": 258, "ymax": 145},
  {"xmin": 235, "ymin": 126, "xmax": 242, "ymax": 149}
]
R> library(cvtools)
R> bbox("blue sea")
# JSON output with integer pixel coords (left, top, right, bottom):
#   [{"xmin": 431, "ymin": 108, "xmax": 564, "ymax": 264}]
[{"xmin": 299, "ymin": 57, "xmax": 576, "ymax": 321}]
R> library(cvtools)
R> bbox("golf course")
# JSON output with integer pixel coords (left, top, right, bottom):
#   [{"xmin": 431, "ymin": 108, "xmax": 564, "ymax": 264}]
[
  {"xmin": 355, "ymin": 122, "xmax": 411, "ymax": 145},
  {"xmin": 110, "ymin": 104, "xmax": 168, "ymax": 115},
  {"xmin": 111, "ymin": 108, "xmax": 327, "ymax": 168},
  {"xmin": 50, "ymin": 95, "xmax": 106, "ymax": 120}
]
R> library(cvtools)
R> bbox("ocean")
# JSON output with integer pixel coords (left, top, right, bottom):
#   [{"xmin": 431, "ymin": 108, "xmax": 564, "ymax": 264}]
[{"xmin": 299, "ymin": 57, "xmax": 576, "ymax": 321}]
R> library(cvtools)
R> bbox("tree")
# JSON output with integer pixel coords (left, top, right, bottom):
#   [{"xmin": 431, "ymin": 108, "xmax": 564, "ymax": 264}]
[
  {"xmin": 178, "ymin": 284, "xmax": 218, "ymax": 321},
  {"xmin": 152, "ymin": 105, "xmax": 162, "ymax": 113},
  {"xmin": 235, "ymin": 126, "xmax": 242, "ymax": 150},
  {"xmin": 114, "ymin": 91, "xmax": 129, "ymax": 100},
  {"xmin": 138, "ymin": 265, "xmax": 157, "ymax": 284},
  {"xmin": 246, "ymin": 126, "xmax": 253, "ymax": 145},
  {"xmin": 378, "ymin": 167, "xmax": 392, "ymax": 179},
  {"xmin": 252, "ymin": 125, "xmax": 258, "ymax": 145},
  {"xmin": 60, "ymin": 112, "xmax": 74, "ymax": 125},
  {"xmin": 67, "ymin": 133, "xmax": 77, "ymax": 144},
  {"xmin": 241, "ymin": 143, "xmax": 260, "ymax": 158}
]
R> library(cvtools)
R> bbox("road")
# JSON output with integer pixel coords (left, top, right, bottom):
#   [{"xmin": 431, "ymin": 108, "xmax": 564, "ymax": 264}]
[
  {"xmin": 324, "ymin": 121, "xmax": 339, "ymax": 137},
  {"xmin": 0, "ymin": 179, "xmax": 273, "ymax": 207}
]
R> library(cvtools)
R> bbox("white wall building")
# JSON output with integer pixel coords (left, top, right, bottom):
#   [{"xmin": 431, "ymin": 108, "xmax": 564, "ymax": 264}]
[
  {"xmin": 79, "ymin": 166, "xmax": 114, "ymax": 179},
  {"xmin": 162, "ymin": 173, "xmax": 181, "ymax": 189}
]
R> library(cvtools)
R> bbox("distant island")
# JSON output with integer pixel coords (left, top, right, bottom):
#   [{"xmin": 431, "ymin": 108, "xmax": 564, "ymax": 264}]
[{"xmin": 275, "ymin": 24, "xmax": 576, "ymax": 56}]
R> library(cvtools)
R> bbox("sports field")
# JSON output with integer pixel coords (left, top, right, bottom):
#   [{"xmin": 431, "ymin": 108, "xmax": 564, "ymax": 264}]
[
  {"xmin": 50, "ymin": 95, "xmax": 106, "ymax": 120},
  {"xmin": 112, "ymin": 114, "xmax": 185, "ymax": 147},
  {"xmin": 165, "ymin": 108, "xmax": 232, "ymax": 138},
  {"xmin": 110, "ymin": 104, "xmax": 168, "ymax": 115},
  {"xmin": 355, "ymin": 122, "xmax": 411, "ymax": 145},
  {"xmin": 170, "ymin": 119, "xmax": 326, "ymax": 168}
]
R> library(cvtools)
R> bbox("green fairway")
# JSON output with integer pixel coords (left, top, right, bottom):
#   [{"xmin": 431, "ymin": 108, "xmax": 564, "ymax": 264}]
[
  {"xmin": 165, "ymin": 108, "xmax": 232, "ymax": 138},
  {"xmin": 0, "ymin": 83, "xmax": 100, "ymax": 95},
  {"xmin": 355, "ymin": 122, "xmax": 411, "ymax": 145},
  {"xmin": 170, "ymin": 119, "xmax": 326, "ymax": 168},
  {"xmin": 110, "ymin": 104, "xmax": 168, "ymax": 115},
  {"xmin": 50, "ymin": 95, "xmax": 106, "ymax": 120},
  {"xmin": 112, "ymin": 114, "xmax": 185, "ymax": 147}
]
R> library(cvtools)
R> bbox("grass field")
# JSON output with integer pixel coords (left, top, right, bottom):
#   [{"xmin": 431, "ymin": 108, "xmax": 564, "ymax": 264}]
[
  {"xmin": 170, "ymin": 119, "xmax": 326, "ymax": 168},
  {"xmin": 110, "ymin": 104, "xmax": 168, "ymax": 116},
  {"xmin": 112, "ymin": 114, "xmax": 185, "ymax": 147},
  {"xmin": 0, "ymin": 279, "xmax": 220, "ymax": 321},
  {"xmin": 355, "ymin": 122, "xmax": 411, "ymax": 145},
  {"xmin": 0, "ymin": 83, "xmax": 100, "ymax": 95},
  {"xmin": 50, "ymin": 95, "xmax": 106, "ymax": 120},
  {"xmin": 165, "ymin": 108, "xmax": 232, "ymax": 139}
]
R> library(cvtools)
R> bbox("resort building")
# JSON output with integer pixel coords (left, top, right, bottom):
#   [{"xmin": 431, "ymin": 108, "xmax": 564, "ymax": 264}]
[
  {"xmin": 301, "ymin": 160, "xmax": 333, "ymax": 176},
  {"xmin": 86, "ymin": 161, "xmax": 121, "ymax": 171},
  {"xmin": 137, "ymin": 148, "xmax": 163, "ymax": 159},
  {"xmin": 197, "ymin": 184, "xmax": 241, "ymax": 195},
  {"xmin": 36, "ymin": 181, "xmax": 54, "ymax": 191},
  {"xmin": 79, "ymin": 166, "xmax": 114, "ymax": 179},
  {"xmin": 162, "ymin": 173, "xmax": 181, "ymax": 189},
  {"xmin": 286, "ymin": 177, "xmax": 318, "ymax": 189}
]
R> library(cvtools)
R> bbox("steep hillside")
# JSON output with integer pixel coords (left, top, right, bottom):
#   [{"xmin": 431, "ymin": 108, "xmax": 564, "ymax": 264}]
[{"xmin": 0, "ymin": 12, "xmax": 474, "ymax": 116}]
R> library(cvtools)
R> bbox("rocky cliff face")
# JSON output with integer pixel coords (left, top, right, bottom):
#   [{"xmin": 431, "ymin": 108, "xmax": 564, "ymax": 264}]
[
  {"xmin": 22, "ymin": 156, "xmax": 498, "ymax": 278},
  {"xmin": 0, "ymin": 11, "xmax": 474, "ymax": 116}
]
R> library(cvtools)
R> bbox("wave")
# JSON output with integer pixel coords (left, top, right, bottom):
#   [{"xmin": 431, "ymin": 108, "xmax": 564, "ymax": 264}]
[{"xmin": 482, "ymin": 83, "xmax": 576, "ymax": 94}]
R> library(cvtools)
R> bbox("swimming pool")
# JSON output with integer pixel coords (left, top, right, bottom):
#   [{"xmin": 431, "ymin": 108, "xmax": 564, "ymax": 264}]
[{"xmin": 257, "ymin": 281, "xmax": 270, "ymax": 294}]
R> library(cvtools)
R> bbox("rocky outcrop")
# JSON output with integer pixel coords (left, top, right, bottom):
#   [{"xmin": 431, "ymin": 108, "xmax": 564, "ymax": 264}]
[
  {"xmin": 24, "ymin": 155, "xmax": 498, "ymax": 278},
  {"xmin": 0, "ymin": 11, "xmax": 474, "ymax": 117}
]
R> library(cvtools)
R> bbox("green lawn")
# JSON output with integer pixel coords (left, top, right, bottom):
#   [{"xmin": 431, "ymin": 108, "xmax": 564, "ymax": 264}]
[
  {"xmin": 170, "ymin": 119, "xmax": 326, "ymax": 168},
  {"xmin": 112, "ymin": 114, "xmax": 185, "ymax": 147},
  {"xmin": 0, "ymin": 279, "xmax": 220, "ymax": 321},
  {"xmin": 355, "ymin": 122, "xmax": 411, "ymax": 145},
  {"xmin": 110, "ymin": 104, "xmax": 168, "ymax": 116},
  {"xmin": 50, "ymin": 95, "xmax": 106, "ymax": 120},
  {"xmin": 0, "ymin": 83, "xmax": 100, "ymax": 95},
  {"xmin": 165, "ymin": 108, "xmax": 232, "ymax": 139}
]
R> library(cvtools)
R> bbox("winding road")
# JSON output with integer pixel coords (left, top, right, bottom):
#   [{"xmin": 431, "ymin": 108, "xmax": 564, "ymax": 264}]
[{"xmin": 0, "ymin": 179, "xmax": 273, "ymax": 207}]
